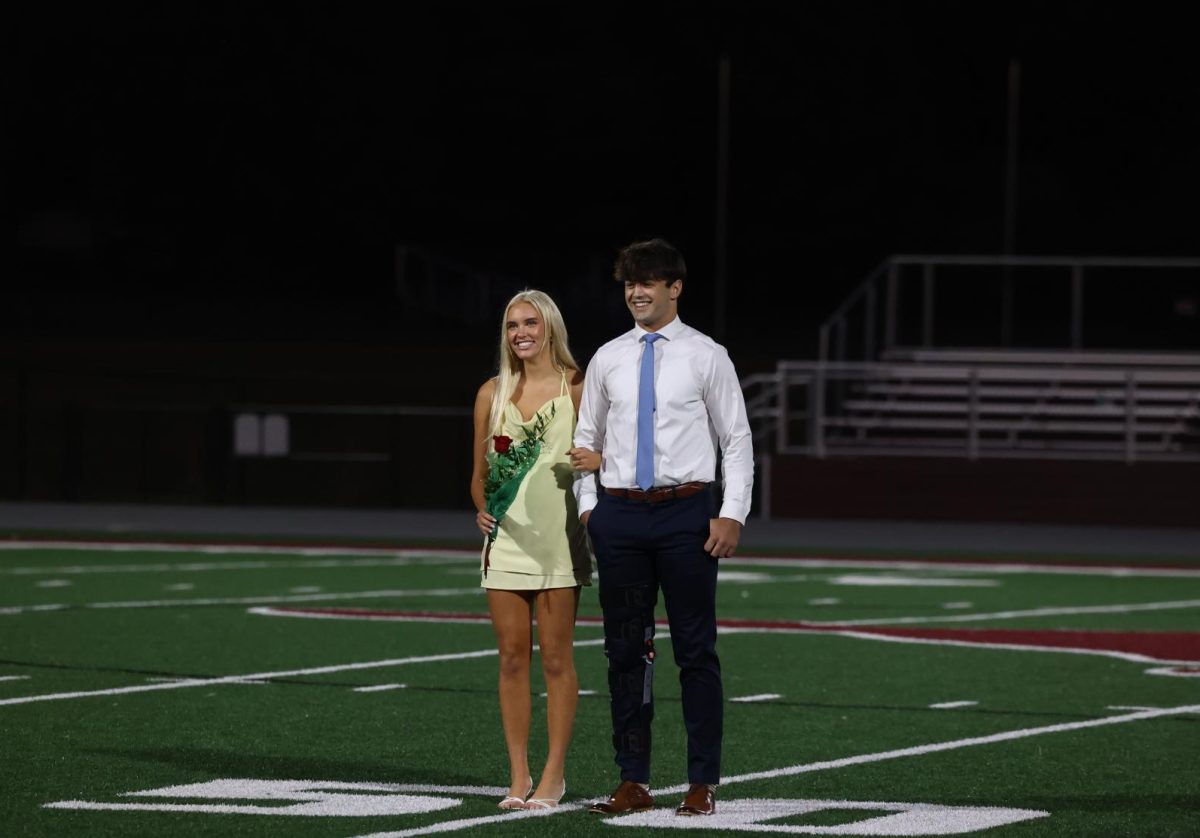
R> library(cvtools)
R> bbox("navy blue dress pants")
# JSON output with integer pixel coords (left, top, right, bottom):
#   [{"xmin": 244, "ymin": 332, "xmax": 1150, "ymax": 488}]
[{"xmin": 587, "ymin": 487, "xmax": 722, "ymax": 785}]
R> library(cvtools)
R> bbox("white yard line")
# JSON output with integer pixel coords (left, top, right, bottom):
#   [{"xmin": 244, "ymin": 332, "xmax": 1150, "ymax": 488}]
[
  {"xmin": 658, "ymin": 702, "xmax": 1200, "ymax": 793},
  {"xmin": 352, "ymin": 702, "xmax": 1200, "ymax": 837},
  {"xmin": 0, "ymin": 588, "xmax": 482, "ymax": 615},
  {"xmin": 929, "ymin": 700, "xmax": 978, "ymax": 709},
  {"xmin": 0, "ymin": 604, "xmax": 69, "ymax": 615},
  {"xmin": 0, "ymin": 638, "xmax": 607, "ymax": 708},
  {"xmin": 730, "ymin": 693, "xmax": 783, "ymax": 703},
  {"xmin": 0, "ymin": 540, "xmax": 477, "ymax": 560},
  {"xmin": 0, "ymin": 556, "xmax": 477, "ymax": 576},
  {"xmin": 0, "ymin": 650, "xmax": 499, "ymax": 707},
  {"xmin": 807, "ymin": 598, "xmax": 1200, "ymax": 627},
  {"xmin": 353, "ymin": 684, "xmax": 408, "ymax": 693},
  {"xmin": 1145, "ymin": 665, "xmax": 1200, "ymax": 678}
]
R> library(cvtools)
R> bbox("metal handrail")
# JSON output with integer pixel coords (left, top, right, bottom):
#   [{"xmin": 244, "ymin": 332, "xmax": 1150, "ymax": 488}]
[
  {"xmin": 741, "ymin": 359, "xmax": 1200, "ymax": 467},
  {"xmin": 817, "ymin": 254, "xmax": 1200, "ymax": 363}
]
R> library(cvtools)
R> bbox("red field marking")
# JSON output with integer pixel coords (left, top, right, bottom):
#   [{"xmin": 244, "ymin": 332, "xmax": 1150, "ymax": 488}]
[
  {"xmin": 263, "ymin": 608, "xmax": 1200, "ymax": 664},
  {"xmin": 855, "ymin": 626, "xmax": 1200, "ymax": 663}
]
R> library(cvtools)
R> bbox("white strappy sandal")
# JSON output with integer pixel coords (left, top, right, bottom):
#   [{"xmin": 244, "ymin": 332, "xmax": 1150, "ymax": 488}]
[
  {"xmin": 497, "ymin": 778, "xmax": 533, "ymax": 810},
  {"xmin": 524, "ymin": 780, "xmax": 565, "ymax": 809}
]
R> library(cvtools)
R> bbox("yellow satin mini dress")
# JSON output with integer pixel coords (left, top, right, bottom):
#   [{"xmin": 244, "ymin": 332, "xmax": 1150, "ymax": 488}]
[{"xmin": 482, "ymin": 375, "xmax": 593, "ymax": 590}]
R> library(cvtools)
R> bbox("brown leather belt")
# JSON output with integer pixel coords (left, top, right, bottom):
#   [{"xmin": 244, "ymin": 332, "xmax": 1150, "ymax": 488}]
[{"xmin": 604, "ymin": 481, "xmax": 709, "ymax": 503}]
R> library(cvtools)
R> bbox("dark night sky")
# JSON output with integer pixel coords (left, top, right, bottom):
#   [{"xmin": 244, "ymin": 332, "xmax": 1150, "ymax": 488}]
[{"xmin": 10, "ymin": 1, "xmax": 1200, "ymax": 367}]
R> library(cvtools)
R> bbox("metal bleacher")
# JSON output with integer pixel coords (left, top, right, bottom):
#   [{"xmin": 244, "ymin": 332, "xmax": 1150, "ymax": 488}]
[{"xmin": 743, "ymin": 256, "xmax": 1200, "ymax": 466}]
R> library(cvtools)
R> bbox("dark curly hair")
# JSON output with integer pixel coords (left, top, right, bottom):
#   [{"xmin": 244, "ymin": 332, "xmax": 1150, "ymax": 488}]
[{"xmin": 613, "ymin": 238, "xmax": 687, "ymax": 285}]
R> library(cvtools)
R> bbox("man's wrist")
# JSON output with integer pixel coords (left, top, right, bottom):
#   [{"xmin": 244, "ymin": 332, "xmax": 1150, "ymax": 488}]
[{"xmin": 716, "ymin": 511, "xmax": 746, "ymax": 527}]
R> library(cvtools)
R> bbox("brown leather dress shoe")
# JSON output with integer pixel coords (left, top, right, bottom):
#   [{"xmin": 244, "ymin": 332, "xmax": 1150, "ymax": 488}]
[
  {"xmin": 588, "ymin": 781, "xmax": 654, "ymax": 814},
  {"xmin": 675, "ymin": 783, "xmax": 716, "ymax": 816}
]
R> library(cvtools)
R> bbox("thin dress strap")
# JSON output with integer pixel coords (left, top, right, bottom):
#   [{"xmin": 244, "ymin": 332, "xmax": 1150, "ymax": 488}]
[{"xmin": 559, "ymin": 368, "xmax": 569, "ymax": 397}]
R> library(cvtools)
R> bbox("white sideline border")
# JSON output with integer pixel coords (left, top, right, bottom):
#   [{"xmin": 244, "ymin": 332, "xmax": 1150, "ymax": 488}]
[{"xmin": 3, "ymin": 539, "xmax": 1200, "ymax": 578}]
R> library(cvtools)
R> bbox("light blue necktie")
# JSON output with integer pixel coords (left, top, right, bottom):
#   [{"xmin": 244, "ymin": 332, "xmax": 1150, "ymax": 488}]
[{"xmin": 636, "ymin": 333, "xmax": 662, "ymax": 491}]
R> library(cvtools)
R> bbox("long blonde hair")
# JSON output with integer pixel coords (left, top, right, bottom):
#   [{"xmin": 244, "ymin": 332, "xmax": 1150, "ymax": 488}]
[{"xmin": 488, "ymin": 289, "xmax": 580, "ymax": 436}]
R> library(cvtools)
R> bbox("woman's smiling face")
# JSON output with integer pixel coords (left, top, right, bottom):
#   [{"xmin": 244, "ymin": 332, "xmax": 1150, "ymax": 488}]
[{"xmin": 506, "ymin": 301, "xmax": 545, "ymax": 361}]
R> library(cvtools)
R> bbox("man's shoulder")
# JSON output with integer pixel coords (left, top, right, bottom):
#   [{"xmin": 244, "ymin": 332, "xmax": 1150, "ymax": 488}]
[
  {"xmin": 675, "ymin": 323, "xmax": 730, "ymax": 358},
  {"xmin": 593, "ymin": 329, "xmax": 638, "ymax": 358}
]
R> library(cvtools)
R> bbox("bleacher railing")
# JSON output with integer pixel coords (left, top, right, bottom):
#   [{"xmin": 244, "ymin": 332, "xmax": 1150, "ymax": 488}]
[
  {"xmin": 819, "ymin": 255, "xmax": 1200, "ymax": 362},
  {"xmin": 742, "ymin": 357, "xmax": 1200, "ymax": 466}
]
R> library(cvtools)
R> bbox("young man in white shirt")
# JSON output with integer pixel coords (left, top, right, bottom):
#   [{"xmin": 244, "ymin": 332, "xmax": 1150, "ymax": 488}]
[{"xmin": 571, "ymin": 238, "xmax": 754, "ymax": 817}]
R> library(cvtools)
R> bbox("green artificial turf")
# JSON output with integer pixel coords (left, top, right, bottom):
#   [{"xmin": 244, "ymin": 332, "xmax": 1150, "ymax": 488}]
[{"xmin": 2, "ymin": 540, "xmax": 1198, "ymax": 837}]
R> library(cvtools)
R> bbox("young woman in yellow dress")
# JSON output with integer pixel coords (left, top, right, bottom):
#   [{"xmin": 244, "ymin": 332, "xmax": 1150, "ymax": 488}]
[{"xmin": 471, "ymin": 289, "xmax": 599, "ymax": 810}]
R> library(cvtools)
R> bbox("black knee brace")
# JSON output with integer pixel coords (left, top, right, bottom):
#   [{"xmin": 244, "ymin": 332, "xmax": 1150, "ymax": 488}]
[{"xmin": 603, "ymin": 583, "xmax": 657, "ymax": 706}]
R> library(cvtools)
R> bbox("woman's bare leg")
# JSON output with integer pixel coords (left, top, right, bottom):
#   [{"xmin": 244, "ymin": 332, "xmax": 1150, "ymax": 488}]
[
  {"xmin": 530, "ymin": 585, "xmax": 581, "ymax": 800},
  {"xmin": 488, "ymin": 589, "xmax": 535, "ymax": 800}
]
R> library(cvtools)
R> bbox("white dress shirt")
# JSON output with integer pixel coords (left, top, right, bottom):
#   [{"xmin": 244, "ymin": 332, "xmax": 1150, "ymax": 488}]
[{"xmin": 573, "ymin": 316, "xmax": 754, "ymax": 524}]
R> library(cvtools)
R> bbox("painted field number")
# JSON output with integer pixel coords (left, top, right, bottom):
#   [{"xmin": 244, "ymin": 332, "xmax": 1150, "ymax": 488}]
[
  {"xmin": 45, "ymin": 779, "xmax": 463, "ymax": 817},
  {"xmin": 605, "ymin": 798, "xmax": 1049, "ymax": 835},
  {"xmin": 46, "ymin": 780, "xmax": 1050, "ymax": 835}
]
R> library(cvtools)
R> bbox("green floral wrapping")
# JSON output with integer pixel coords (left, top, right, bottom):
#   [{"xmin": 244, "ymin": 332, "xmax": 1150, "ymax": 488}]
[{"xmin": 482, "ymin": 404, "xmax": 555, "ymax": 576}]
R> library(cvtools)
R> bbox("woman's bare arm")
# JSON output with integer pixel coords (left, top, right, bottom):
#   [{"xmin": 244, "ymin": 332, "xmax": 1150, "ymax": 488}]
[{"xmin": 471, "ymin": 379, "xmax": 497, "ymax": 537}]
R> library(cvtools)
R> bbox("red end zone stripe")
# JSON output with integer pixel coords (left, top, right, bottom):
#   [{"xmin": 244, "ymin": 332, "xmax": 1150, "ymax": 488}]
[
  {"xmin": 266, "ymin": 608, "xmax": 1200, "ymax": 663},
  {"xmin": 716, "ymin": 617, "xmax": 1200, "ymax": 663},
  {"xmin": 853, "ymin": 626, "xmax": 1200, "ymax": 662}
]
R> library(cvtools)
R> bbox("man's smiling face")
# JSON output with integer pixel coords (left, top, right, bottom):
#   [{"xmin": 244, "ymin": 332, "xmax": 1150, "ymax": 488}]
[{"xmin": 625, "ymin": 277, "xmax": 681, "ymax": 332}]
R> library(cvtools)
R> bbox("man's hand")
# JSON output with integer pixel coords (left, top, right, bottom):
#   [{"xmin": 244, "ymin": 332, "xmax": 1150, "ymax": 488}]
[
  {"xmin": 704, "ymin": 517, "xmax": 741, "ymax": 558},
  {"xmin": 580, "ymin": 510, "xmax": 592, "ymax": 528}
]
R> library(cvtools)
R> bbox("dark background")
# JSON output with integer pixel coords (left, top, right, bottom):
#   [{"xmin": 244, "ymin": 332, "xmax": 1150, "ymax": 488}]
[
  {"xmin": 12, "ymin": 2, "xmax": 1200, "ymax": 360},
  {"xmin": 6, "ymin": 1, "xmax": 1200, "ymax": 514}
]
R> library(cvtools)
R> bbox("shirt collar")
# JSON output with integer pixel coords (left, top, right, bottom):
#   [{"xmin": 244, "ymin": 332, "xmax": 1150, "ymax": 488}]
[{"xmin": 634, "ymin": 316, "xmax": 684, "ymax": 342}]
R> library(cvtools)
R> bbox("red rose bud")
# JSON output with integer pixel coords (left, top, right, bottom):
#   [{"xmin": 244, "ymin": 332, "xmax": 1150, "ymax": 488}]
[{"xmin": 493, "ymin": 435, "xmax": 513, "ymax": 453}]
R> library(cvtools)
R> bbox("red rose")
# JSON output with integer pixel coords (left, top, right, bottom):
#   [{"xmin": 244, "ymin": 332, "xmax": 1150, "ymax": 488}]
[{"xmin": 493, "ymin": 435, "xmax": 513, "ymax": 453}]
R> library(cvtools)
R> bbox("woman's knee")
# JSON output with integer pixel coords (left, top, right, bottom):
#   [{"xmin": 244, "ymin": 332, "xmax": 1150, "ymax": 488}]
[
  {"xmin": 497, "ymin": 645, "xmax": 531, "ymax": 678},
  {"xmin": 538, "ymin": 646, "xmax": 576, "ymax": 680}
]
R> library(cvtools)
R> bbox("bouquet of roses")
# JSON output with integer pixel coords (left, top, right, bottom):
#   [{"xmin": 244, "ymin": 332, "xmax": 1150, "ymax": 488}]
[{"xmin": 482, "ymin": 403, "xmax": 555, "ymax": 576}]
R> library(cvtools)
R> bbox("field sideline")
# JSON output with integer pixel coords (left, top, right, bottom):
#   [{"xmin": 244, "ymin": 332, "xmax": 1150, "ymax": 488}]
[{"xmin": 2, "ymin": 511, "xmax": 1198, "ymax": 837}]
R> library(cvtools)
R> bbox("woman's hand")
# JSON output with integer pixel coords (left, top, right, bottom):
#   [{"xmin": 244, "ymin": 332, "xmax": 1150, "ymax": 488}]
[
  {"xmin": 567, "ymin": 447, "xmax": 601, "ymax": 472},
  {"xmin": 476, "ymin": 509, "xmax": 497, "ymax": 537}
]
